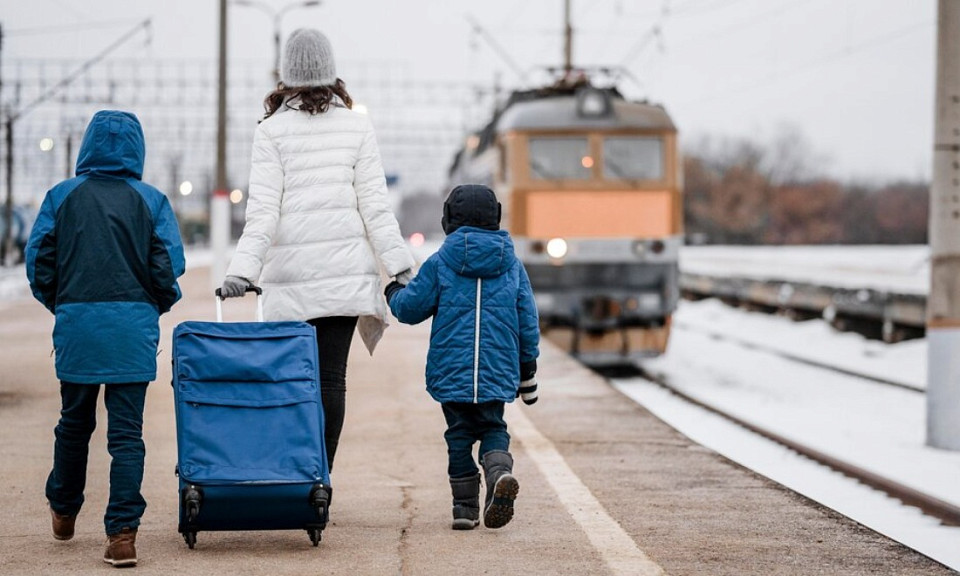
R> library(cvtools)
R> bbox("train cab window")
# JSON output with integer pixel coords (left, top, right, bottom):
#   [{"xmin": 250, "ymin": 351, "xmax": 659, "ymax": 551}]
[
  {"xmin": 602, "ymin": 136, "xmax": 664, "ymax": 181},
  {"xmin": 528, "ymin": 137, "xmax": 591, "ymax": 180}
]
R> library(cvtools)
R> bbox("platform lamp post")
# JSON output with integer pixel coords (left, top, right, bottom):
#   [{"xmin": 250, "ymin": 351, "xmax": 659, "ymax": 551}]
[
  {"xmin": 211, "ymin": 0, "xmax": 230, "ymax": 289},
  {"xmin": 927, "ymin": 0, "xmax": 960, "ymax": 451},
  {"xmin": 233, "ymin": 0, "xmax": 321, "ymax": 86}
]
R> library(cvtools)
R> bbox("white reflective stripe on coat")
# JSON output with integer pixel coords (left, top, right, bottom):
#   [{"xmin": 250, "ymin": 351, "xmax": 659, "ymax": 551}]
[{"xmin": 473, "ymin": 277, "xmax": 482, "ymax": 403}]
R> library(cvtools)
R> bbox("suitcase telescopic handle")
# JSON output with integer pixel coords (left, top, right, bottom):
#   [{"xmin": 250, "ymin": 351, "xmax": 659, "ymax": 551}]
[{"xmin": 214, "ymin": 285, "xmax": 264, "ymax": 322}]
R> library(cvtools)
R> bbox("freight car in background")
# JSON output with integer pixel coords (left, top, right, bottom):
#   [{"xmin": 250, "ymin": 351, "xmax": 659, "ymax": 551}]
[{"xmin": 447, "ymin": 74, "xmax": 683, "ymax": 365}]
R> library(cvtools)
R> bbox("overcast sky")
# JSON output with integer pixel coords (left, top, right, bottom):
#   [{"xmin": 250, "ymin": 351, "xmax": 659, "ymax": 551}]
[{"xmin": 2, "ymin": 0, "xmax": 938, "ymax": 184}]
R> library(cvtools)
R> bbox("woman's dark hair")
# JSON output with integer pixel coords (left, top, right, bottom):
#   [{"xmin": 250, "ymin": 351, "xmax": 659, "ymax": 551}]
[{"xmin": 262, "ymin": 78, "xmax": 353, "ymax": 119}]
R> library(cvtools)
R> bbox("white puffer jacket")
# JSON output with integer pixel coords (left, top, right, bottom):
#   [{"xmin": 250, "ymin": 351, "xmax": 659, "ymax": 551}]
[{"xmin": 227, "ymin": 103, "xmax": 415, "ymax": 353}]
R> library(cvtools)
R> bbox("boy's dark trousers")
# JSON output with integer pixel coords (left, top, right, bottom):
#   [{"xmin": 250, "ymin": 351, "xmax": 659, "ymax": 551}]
[
  {"xmin": 441, "ymin": 401, "xmax": 510, "ymax": 478},
  {"xmin": 46, "ymin": 382, "xmax": 148, "ymax": 535}
]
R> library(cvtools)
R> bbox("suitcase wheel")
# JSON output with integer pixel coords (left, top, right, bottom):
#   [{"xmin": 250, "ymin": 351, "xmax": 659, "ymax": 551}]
[
  {"xmin": 308, "ymin": 528, "xmax": 321, "ymax": 547},
  {"xmin": 183, "ymin": 485, "xmax": 203, "ymax": 523},
  {"xmin": 183, "ymin": 531, "xmax": 197, "ymax": 549},
  {"xmin": 310, "ymin": 484, "xmax": 331, "ymax": 523}
]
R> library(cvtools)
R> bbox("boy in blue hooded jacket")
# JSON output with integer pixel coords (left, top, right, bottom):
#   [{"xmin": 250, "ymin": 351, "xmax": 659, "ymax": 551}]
[
  {"xmin": 385, "ymin": 184, "xmax": 539, "ymax": 530},
  {"xmin": 25, "ymin": 110, "xmax": 185, "ymax": 567}
]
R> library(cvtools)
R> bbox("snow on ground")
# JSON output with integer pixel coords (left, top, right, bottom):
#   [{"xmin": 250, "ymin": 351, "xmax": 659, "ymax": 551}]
[
  {"xmin": 674, "ymin": 298, "xmax": 926, "ymax": 390},
  {"xmin": 613, "ymin": 297, "xmax": 960, "ymax": 570},
  {"xmin": 680, "ymin": 245, "xmax": 930, "ymax": 295}
]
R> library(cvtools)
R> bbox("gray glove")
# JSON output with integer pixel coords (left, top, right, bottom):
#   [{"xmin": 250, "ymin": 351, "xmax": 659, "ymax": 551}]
[
  {"xmin": 220, "ymin": 275, "xmax": 251, "ymax": 298},
  {"xmin": 395, "ymin": 268, "xmax": 414, "ymax": 284}
]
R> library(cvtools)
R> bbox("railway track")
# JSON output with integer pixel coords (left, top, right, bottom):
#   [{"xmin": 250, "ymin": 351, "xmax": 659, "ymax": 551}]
[
  {"xmin": 672, "ymin": 321, "xmax": 923, "ymax": 393},
  {"xmin": 602, "ymin": 363, "xmax": 960, "ymax": 527}
]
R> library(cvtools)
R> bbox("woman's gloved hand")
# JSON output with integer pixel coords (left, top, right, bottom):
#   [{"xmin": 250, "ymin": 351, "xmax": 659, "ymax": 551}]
[{"xmin": 220, "ymin": 276, "xmax": 251, "ymax": 298}]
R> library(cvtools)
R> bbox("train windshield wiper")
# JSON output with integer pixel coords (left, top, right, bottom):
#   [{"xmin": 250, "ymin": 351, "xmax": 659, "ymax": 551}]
[
  {"xmin": 604, "ymin": 156, "xmax": 643, "ymax": 187},
  {"xmin": 530, "ymin": 157, "xmax": 560, "ymax": 180}
]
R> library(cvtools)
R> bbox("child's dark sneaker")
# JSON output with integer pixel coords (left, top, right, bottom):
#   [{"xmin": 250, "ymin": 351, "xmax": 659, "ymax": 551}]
[
  {"xmin": 49, "ymin": 506, "xmax": 75, "ymax": 541},
  {"xmin": 103, "ymin": 527, "xmax": 137, "ymax": 567},
  {"xmin": 450, "ymin": 474, "xmax": 481, "ymax": 530},
  {"xmin": 481, "ymin": 450, "xmax": 519, "ymax": 529}
]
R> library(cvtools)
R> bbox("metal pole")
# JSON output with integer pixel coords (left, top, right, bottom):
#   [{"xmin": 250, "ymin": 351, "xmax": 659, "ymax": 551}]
[
  {"xmin": 168, "ymin": 155, "xmax": 181, "ymax": 221},
  {"xmin": 211, "ymin": 0, "xmax": 231, "ymax": 288},
  {"xmin": 927, "ymin": 0, "xmax": 960, "ymax": 451},
  {"xmin": 2, "ymin": 116, "xmax": 11, "ymax": 265},
  {"xmin": 0, "ymin": 21, "xmax": 11, "ymax": 265},
  {"xmin": 64, "ymin": 131, "xmax": 73, "ymax": 180},
  {"xmin": 273, "ymin": 14, "xmax": 282, "ymax": 86},
  {"xmin": 563, "ymin": 0, "xmax": 573, "ymax": 76}
]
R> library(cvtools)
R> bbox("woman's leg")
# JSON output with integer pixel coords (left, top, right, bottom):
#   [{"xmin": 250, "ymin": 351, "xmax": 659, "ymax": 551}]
[{"xmin": 307, "ymin": 316, "xmax": 358, "ymax": 472}]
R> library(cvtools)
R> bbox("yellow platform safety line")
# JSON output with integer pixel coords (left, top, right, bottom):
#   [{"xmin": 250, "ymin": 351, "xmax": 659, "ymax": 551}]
[{"xmin": 507, "ymin": 403, "xmax": 666, "ymax": 576}]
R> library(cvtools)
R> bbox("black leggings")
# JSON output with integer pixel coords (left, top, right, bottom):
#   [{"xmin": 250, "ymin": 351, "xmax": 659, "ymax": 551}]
[{"xmin": 306, "ymin": 316, "xmax": 358, "ymax": 472}]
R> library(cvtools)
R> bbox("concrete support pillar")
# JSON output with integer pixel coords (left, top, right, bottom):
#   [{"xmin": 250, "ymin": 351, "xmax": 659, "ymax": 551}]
[{"xmin": 927, "ymin": 0, "xmax": 960, "ymax": 450}]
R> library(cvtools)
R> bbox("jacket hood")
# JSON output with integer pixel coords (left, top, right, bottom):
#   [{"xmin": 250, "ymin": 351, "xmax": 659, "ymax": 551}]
[
  {"xmin": 76, "ymin": 110, "xmax": 145, "ymax": 179},
  {"xmin": 438, "ymin": 227, "xmax": 516, "ymax": 279}
]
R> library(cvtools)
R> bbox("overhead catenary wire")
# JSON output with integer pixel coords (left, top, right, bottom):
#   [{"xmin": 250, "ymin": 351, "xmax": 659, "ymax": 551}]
[
  {"xmin": 667, "ymin": 0, "xmax": 815, "ymax": 53},
  {"xmin": 9, "ymin": 19, "xmax": 152, "ymax": 122},
  {"xmin": 617, "ymin": 0, "xmax": 671, "ymax": 70},
  {"xmin": 465, "ymin": 14, "xmax": 528, "ymax": 85},
  {"xmin": 680, "ymin": 18, "xmax": 934, "ymax": 106},
  {"xmin": 5, "ymin": 18, "xmax": 145, "ymax": 37}
]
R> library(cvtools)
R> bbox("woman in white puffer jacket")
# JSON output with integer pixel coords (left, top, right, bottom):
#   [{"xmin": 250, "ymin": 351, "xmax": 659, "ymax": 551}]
[{"xmin": 221, "ymin": 28, "xmax": 415, "ymax": 470}]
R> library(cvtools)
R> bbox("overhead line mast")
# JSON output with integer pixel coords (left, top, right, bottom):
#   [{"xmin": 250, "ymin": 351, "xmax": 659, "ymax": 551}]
[
  {"xmin": 927, "ymin": 0, "xmax": 960, "ymax": 451},
  {"xmin": 564, "ymin": 0, "xmax": 573, "ymax": 76}
]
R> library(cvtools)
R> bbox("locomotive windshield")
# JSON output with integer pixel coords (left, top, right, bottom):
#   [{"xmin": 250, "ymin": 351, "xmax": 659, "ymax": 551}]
[
  {"xmin": 528, "ymin": 137, "xmax": 591, "ymax": 180},
  {"xmin": 603, "ymin": 136, "xmax": 664, "ymax": 181},
  {"xmin": 527, "ymin": 134, "xmax": 665, "ymax": 182}
]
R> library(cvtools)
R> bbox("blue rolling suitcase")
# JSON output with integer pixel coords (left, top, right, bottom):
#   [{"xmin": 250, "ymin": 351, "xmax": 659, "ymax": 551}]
[{"xmin": 172, "ymin": 287, "xmax": 331, "ymax": 548}]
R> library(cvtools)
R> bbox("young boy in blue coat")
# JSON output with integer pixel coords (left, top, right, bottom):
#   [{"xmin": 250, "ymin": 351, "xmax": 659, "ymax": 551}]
[
  {"xmin": 25, "ymin": 110, "xmax": 185, "ymax": 567},
  {"xmin": 385, "ymin": 184, "xmax": 539, "ymax": 530}
]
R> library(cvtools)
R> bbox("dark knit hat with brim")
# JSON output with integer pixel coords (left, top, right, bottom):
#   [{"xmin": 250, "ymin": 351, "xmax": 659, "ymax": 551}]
[{"xmin": 442, "ymin": 184, "xmax": 501, "ymax": 235}]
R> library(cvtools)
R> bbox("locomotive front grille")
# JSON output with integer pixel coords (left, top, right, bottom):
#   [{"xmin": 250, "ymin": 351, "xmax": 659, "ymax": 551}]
[{"xmin": 525, "ymin": 262, "xmax": 674, "ymax": 289}]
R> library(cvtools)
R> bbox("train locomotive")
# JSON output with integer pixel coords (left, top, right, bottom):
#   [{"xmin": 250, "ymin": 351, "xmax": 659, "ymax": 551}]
[{"xmin": 447, "ymin": 76, "xmax": 683, "ymax": 365}]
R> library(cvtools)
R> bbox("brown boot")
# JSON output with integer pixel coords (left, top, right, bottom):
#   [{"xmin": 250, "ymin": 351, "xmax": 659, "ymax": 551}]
[
  {"xmin": 49, "ymin": 506, "xmax": 76, "ymax": 541},
  {"xmin": 103, "ymin": 527, "xmax": 138, "ymax": 567}
]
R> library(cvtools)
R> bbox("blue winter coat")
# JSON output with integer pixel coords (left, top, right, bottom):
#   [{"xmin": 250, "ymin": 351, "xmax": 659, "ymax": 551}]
[
  {"xmin": 25, "ymin": 110, "xmax": 185, "ymax": 384},
  {"xmin": 388, "ymin": 227, "xmax": 539, "ymax": 403}
]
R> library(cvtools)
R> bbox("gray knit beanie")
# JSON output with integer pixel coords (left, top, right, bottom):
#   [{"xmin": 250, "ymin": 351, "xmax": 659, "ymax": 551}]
[{"xmin": 282, "ymin": 28, "xmax": 336, "ymax": 87}]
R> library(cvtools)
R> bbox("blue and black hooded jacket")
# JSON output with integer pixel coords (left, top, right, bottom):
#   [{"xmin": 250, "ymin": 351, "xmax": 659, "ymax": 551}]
[
  {"xmin": 25, "ymin": 110, "xmax": 185, "ymax": 384},
  {"xmin": 388, "ymin": 227, "xmax": 539, "ymax": 404}
]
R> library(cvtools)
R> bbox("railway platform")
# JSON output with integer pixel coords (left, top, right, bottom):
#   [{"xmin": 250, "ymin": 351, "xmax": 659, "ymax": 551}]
[{"xmin": 0, "ymin": 264, "xmax": 954, "ymax": 575}]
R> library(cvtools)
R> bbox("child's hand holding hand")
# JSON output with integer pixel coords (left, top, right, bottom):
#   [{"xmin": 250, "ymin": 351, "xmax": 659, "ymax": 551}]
[{"xmin": 384, "ymin": 280, "xmax": 405, "ymax": 305}]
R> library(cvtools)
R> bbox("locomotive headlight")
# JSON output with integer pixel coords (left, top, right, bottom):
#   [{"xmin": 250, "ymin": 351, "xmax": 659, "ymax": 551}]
[
  {"xmin": 535, "ymin": 293, "xmax": 556, "ymax": 311},
  {"xmin": 637, "ymin": 293, "xmax": 662, "ymax": 311},
  {"xmin": 576, "ymin": 88, "xmax": 612, "ymax": 117},
  {"xmin": 546, "ymin": 238, "xmax": 568, "ymax": 259}
]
